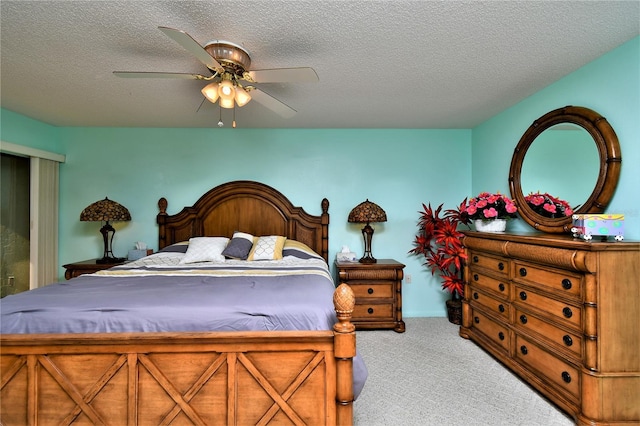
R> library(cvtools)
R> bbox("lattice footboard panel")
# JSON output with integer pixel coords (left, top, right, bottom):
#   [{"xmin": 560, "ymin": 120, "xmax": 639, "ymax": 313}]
[{"xmin": 1, "ymin": 332, "xmax": 338, "ymax": 425}]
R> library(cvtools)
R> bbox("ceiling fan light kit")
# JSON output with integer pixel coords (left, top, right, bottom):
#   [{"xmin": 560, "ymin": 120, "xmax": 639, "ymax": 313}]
[{"xmin": 114, "ymin": 26, "xmax": 319, "ymax": 127}]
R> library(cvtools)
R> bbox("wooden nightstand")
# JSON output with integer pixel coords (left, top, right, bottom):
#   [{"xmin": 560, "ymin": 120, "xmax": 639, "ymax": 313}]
[
  {"xmin": 63, "ymin": 259, "xmax": 126, "ymax": 280},
  {"xmin": 335, "ymin": 259, "xmax": 405, "ymax": 332}
]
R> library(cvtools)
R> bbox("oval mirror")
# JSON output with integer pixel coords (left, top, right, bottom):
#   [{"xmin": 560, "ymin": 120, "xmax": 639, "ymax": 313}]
[{"xmin": 509, "ymin": 106, "xmax": 622, "ymax": 233}]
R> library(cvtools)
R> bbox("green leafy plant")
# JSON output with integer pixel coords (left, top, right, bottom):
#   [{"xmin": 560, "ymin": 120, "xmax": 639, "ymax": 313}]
[{"xmin": 409, "ymin": 200, "xmax": 470, "ymax": 297}]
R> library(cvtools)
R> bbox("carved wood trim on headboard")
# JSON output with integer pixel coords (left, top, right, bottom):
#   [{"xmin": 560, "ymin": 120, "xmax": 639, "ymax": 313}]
[{"xmin": 157, "ymin": 181, "xmax": 330, "ymax": 262}]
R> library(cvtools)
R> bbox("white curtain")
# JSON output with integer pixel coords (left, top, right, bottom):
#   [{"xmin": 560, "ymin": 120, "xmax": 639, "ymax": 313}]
[{"xmin": 30, "ymin": 157, "xmax": 60, "ymax": 288}]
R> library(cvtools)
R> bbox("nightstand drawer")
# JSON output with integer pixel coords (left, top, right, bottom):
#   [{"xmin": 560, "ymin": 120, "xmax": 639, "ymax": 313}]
[
  {"xmin": 353, "ymin": 303, "xmax": 394, "ymax": 320},
  {"xmin": 348, "ymin": 282, "xmax": 393, "ymax": 299}
]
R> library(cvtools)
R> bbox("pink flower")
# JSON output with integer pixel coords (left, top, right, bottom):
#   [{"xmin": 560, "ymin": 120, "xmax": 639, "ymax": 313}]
[
  {"xmin": 543, "ymin": 203, "xmax": 557, "ymax": 214},
  {"xmin": 483, "ymin": 207, "xmax": 498, "ymax": 219},
  {"xmin": 476, "ymin": 200, "xmax": 488, "ymax": 209},
  {"xmin": 466, "ymin": 205, "xmax": 477, "ymax": 216},
  {"xmin": 505, "ymin": 202, "xmax": 518, "ymax": 214}
]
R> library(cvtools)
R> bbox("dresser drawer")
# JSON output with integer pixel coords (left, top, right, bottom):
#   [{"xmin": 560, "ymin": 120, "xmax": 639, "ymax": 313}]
[
  {"xmin": 513, "ymin": 261, "xmax": 582, "ymax": 299},
  {"xmin": 353, "ymin": 303, "xmax": 393, "ymax": 320},
  {"xmin": 469, "ymin": 252, "xmax": 509, "ymax": 278},
  {"xmin": 515, "ymin": 334, "xmax": 580, "ymax": 401},
  {"xmin": 514, "ymin": 308, "xmax": 582, "ymax": 359},
  {"xmin": 347, "ymin": 282, "xmax": 393, "ymax": 299},
  {"xmin": 470, "ymin": 309, "xmax": 509, "ymax": 353},
  {"xmin": 468, "ymin": 270, "xmax": 510, "ymax": 299},
  {"xmin": 469, "ymin": 287, "xmax": 509, "ymax": 320},
  {"xmin": 514, "ymin": 286, "xmax": 582, "ymax": 330}
]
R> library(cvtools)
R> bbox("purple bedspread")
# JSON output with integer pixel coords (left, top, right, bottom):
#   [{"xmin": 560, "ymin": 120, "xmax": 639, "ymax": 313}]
[{"xmin": 0, "ymin": 256, "xmax": 368, "ymax": 398}]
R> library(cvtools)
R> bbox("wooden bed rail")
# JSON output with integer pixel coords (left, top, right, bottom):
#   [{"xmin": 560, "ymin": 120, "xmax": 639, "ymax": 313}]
[{"xmin": 0, "ymin": 285, "xmax": 357, "ymax": 425}]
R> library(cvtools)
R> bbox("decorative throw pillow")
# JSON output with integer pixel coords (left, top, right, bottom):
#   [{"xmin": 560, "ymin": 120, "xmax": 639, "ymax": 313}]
[
  {"xmin": 283, "ymin": 239, "xmax": 323, "ymax": 260},
  {"xmin": 248, "ymin": 235, "xmax": 287, "ymax": 261},
  {"xmin": 222, "ymin": 232, "xmax": 255, "ymax": 260},
  {"xmin": 179, "ymin": 237, "xmax": 229, "ymax": 264},
  {"xmin": 159, "ymin": 241, "xmax": 189, "ymax": 253}
]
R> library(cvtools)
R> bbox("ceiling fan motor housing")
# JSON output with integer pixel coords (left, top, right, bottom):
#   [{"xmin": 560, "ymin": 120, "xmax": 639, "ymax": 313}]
[{"xmin": 204, "ymin": 41, "xmax": 251, "ymax": 76}]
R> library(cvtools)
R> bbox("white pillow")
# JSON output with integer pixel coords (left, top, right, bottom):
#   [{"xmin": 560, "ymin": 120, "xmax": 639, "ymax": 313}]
[{"xmin": 179, "ymin": 237, "xmax": 230, "ymax": 264}]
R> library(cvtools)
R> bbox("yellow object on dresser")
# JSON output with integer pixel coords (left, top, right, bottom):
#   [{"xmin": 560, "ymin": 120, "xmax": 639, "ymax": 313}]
[{"xmin": 459, "ymin": 231, "xmax": 639, "ymax": 426}]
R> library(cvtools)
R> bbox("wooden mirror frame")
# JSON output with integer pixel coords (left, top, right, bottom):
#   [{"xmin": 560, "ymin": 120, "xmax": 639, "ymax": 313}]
[{"xmin": 509, "ymin": 106, "xmax": 622, "ymax": 233}]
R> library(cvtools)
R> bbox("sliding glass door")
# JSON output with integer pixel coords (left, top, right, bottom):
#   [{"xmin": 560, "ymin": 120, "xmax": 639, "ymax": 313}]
[{"xmin": 1, "ymin": 153, "xmax": 31, "ymax": 296}]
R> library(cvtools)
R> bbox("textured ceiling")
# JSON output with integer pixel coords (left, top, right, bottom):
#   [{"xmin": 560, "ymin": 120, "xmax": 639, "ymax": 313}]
[{"xmin": 1, "ymin": 1, "xmax": 638, "ymax": 129}]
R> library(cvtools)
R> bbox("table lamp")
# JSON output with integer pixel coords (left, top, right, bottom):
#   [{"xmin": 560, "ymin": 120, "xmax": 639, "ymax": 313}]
[
  {"xmin": 348, "ymin": 199, "xmax": 387, "ymax": 263},
  {"xmin": 80, "ymin": 197, "xmax": 131, "ymax": 263}
]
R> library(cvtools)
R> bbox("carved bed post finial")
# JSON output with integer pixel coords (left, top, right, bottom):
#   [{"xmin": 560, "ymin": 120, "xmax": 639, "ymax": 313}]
[
  {"xmin": 333, "ymin": 283, "xmax": 355, "ymax": 333},
  {"xmin": 333, "ymin": 283, "xmax": 355, "ymax": 424},
  {"xmin": 322, "ymin": 198, "xmax": 329, "ymax": 215},
  {"xmin": 158, "ymin": 197, "xmax": 168, "ymax": 214},
  {"xmin": 157, "ymin": 197, "xmax": 168, "ymax": 248}
]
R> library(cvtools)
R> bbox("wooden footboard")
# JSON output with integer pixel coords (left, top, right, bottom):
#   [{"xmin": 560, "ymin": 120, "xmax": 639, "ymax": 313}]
[{"xmin": 0, "ymin": 285, "xmax": 356, "ymax": 425}]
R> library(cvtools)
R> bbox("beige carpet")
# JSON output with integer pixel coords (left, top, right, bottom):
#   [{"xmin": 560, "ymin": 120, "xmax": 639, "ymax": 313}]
[{"xmin": 353, "ymin": 317, "xmax": 575, "ymax": 426}]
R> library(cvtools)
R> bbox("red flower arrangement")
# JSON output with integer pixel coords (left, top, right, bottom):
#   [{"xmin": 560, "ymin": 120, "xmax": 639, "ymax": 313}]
[
  {"xmin": 465, "ymin": 192, "xmax": 518, "ymax": 220},
  {"xmin": 525, "ymin": 192, "xmax": 573, "ymax": 218},
  {"xmin": 409, "ymin": 201, "xmax": 470, "ymax": 297}
]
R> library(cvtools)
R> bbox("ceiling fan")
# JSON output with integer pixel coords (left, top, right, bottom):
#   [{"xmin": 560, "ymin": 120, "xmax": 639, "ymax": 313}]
[{"xmin": 114, "ymin": 26, "xmax": 318, "ymax": 121}]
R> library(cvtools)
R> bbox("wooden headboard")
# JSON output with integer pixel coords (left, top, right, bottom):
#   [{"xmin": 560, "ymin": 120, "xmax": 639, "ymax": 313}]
[{"xmin": 157, "ymin": 180, "xmax": 330, "ymax": 262}]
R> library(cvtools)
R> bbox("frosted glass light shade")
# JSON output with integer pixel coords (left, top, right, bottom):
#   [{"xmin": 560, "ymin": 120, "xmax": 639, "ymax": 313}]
[
  {"xmin": 235, "ymin": 86, "xmax": 251, "ymax": 107},
  {"xmin": 219, "ymin": 96, "xmax": 235, "ymax": 109},
  {"xmin": 201, "ymin": 82, "xmax": 220, "ymax": 103}
]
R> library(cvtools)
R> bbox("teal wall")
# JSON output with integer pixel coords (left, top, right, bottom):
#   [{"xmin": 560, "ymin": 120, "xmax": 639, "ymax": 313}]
[
  {"xmin": 2, "ymin": 36, "xmax": 638, "ymax": 317},
  {"xmin": 473, "ymin": 36, "xmax": 640, "ymax": 237}
]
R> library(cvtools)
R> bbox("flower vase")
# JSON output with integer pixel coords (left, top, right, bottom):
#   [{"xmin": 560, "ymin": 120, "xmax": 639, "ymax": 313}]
[{"xmin": 474, "ymin": 218, "xmax": 507, "ymax": 233}]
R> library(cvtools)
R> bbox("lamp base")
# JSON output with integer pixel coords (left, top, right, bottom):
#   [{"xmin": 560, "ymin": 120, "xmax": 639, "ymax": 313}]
[
  {"xmin": 96, "ymin": 256, "xmax": 126, "ymax": 264},
  {"xmin": 359, "ymin": 255, "xmax": 377, "ymax": 264}
]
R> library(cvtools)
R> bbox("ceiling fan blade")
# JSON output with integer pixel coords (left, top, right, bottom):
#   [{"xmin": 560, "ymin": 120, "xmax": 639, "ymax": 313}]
[
  {"xmin": 113, "ymin": 71, "xmax": 210, "ymax": 80},
  {"xmin": 248, "ymin": 67, "xmax": 319, "ymax": 83},
  {"xmin": 250, "ymin": 89, "xmax": 297, "ymax": 118},
  {"xmin": 158, "ymin": 26, "xmax": 223, "ymax": 72}
]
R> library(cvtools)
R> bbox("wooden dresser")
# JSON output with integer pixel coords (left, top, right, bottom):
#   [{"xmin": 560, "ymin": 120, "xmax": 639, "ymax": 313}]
[
  {"xmin": 459, "ymin": 231, "xmax": 639, "ymax": 425},
  {"xmin": 335, "ymin": 259, "xmax": 405, "ymax": 332}
]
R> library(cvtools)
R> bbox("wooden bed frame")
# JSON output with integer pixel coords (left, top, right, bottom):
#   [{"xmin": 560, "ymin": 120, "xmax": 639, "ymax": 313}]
[{"xmin": 1, "ymin": 181, "xmax": 357, "ymax": 425}]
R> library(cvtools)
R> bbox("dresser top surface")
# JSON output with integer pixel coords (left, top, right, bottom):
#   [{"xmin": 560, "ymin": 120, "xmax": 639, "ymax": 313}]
[{"xmin": 463, "ymin": 231, "xmax": 639, "ymax": 251}]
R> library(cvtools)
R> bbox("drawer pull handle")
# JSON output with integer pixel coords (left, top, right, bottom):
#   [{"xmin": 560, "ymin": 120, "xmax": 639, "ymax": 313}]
[
  {"xmin": 498, "ymin": 283, "xmax": 505, "ymax": 292},
  {"xmin": 474, "ymin": 316, "xmax": 480, "ymax": 324},
  {"xmin": 519, "ymin": 267, "xmax": 527, "ymax": 277},
  {"xmin": 498, "ymin": 262, "xmax": 505, "ymax": 271},
  {"xmin": 368, "ymin": 288, "xmax": 374, "ymax": 294},
  {"xmin": 563, "ymin": 335, "xmax": 573, "ymax": 346},
  {"xmin": 519, "ymin": 291, "xmax": 527, "ymax": 300},
  {"xmin": 562, "ymin": 279, "xmax": 572, "ymax": 290},
  {"xmin": 473, "ymin": 292, "xmax": 479, "ymax": 300},
  {"xmin": 473, "ymin": 255, "xmax": 479, "ymax": 263},
  {"xmin": 520, "ymin": 314, "xmax": 528, "ymax": 324},
  {"xmin": 563, "ymin": 307, "xmax": 573, "ymax": 318},
  {"xmin": 520, "ymin": 345, "xmax": 528, "ymax": 355},
  {"xmin": 499, "ymin": 304, "xmax": 505, "ymax": 313},
  {"xmin": 367, "ymin": 308, "xmax": 374, "ymax": 314},
  {"xmin": 561, "ymin": 371, "xmax": 572, "ymax": 383},
  {"xmin": 498, "ymin": 332, "xmax": 505, "ymax": 341},
  {"xmin": 473, "ymin": 274, "xmax": 479, "ymax": 281}
]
